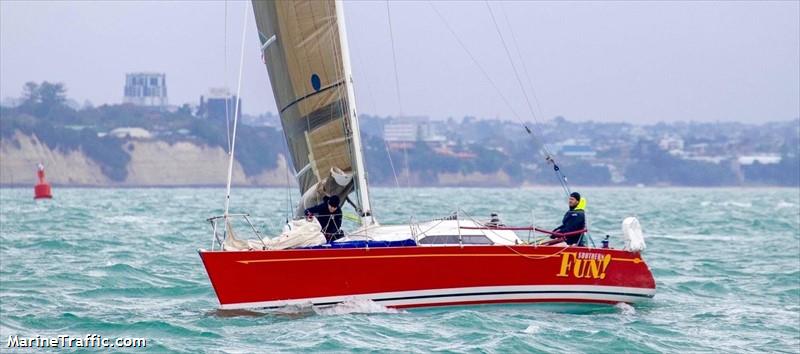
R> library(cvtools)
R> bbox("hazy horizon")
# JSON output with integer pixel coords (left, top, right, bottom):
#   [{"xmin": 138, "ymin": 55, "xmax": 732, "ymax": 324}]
[{"xmin": 1, "ymin": 1, "xmax": 798, "ymax": 124}]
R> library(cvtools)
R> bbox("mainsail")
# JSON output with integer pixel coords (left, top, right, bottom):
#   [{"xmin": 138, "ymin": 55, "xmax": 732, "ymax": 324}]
[{"xmin": 251, "ymin": 0, "xmax": 373, "ymax": 224}]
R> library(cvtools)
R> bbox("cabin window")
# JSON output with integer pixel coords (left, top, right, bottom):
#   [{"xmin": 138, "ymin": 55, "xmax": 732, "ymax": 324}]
[{"xmin": 418, "ymin": 235, "xmax": 493, "ymax": 245}]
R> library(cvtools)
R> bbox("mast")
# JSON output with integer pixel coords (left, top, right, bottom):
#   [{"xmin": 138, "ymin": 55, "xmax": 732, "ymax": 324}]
[{"xmin": 335, "ymin": 0, "xmax": 374, "ymax": 226}]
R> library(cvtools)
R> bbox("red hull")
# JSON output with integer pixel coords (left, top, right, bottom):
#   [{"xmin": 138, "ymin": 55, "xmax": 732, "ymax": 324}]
[{"xmin": 199, "ymin": 245, "xmax": 655, "ymax": 309}]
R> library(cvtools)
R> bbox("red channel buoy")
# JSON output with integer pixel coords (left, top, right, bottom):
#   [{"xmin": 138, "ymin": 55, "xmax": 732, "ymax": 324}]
[{"xmin": 34, "ymin": 163, "xmax": 52, "ymax": 200}]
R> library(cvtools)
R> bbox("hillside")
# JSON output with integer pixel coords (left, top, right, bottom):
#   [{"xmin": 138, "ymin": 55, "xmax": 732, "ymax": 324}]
[{"xmin": 1, "ymin": 82, "xmax": 798, "ymax": 187}]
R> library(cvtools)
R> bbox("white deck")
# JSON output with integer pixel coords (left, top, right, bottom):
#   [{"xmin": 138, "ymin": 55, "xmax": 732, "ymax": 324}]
[{"xmin": 342, "ymin": 219, "xmax": 521, "ymax": 246}]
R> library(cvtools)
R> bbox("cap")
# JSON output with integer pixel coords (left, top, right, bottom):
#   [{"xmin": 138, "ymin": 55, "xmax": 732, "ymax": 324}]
[{"xmin": 327, "ymin": 195, "xmax": 340, "ymax": 207}]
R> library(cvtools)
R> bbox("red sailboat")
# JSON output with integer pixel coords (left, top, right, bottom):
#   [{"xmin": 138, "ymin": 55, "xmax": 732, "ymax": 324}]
[
  {"xmin": 200, "ymin": 221, "xmax": 655, "ymax": 310},
  {"xmin": 199, "ymin": 0, "xmax": 654, "ymax": 310}
]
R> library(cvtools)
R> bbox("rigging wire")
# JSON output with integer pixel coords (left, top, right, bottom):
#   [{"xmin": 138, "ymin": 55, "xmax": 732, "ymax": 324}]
[
  {"xmin": 493, "ymin": 2, "xmax": 555, "ymax": 158},
  {"xmin": 222, "ymin": 2, "xmax": 250, "ymax": 217},
  {"xmin": 428, "ymin": 0, "xmax": 569, "ymax": 194},
  {"xmin": 385, "ymin": 0, "xmax": 404, "ymax": 117},
  {"xmin": 427, "ymin": 0, "xmax": 570, "ymax": 195},
  {"xmin": 495, "ymin": 2, "xmax": 570, "ymax": 195},
  {"xmin": 223, "ymin": 0, "xmax": 232, "ymax": 153},
  {"xmin": 427, "ymin": 1, "xmax": 570, "ymax": 196},
  {"xmin": 383, "ymin": 128, "xmax": 402, "ymax": 189},
  {"xmin": 427, "ymin": 2, "xmax": 523, "ymax": 121},
  {"xmin": 498, "ymin": 2, "xmax": 545, "ymax": 124},
  {"xmin": 485, "ymin": 1, "xmax": 570, "ymax": 196},
  {"xmin": 526, "ymin": 126, "xmax": 571, "ymax": 196},
  {"xmin": 282, "ymin": 137, "xmax": 294, "ymax": 221},
  {"xmin": 485, "ymin": 1, "xmax": 538, "ymax": 126},
  {"xmin": 484, "ymin": 1, "xmax": 549, "ymax": 156},
  {"xmin": 351, "ymin": 36, "xmax": 401, "ymax": 189},
  {"xmin": 385, "ymin": 0, "xmax": 411, "ymax": 188},
  {"xmin": 403, "ymin": 146, "xmax": 410, "ymax": 188}
]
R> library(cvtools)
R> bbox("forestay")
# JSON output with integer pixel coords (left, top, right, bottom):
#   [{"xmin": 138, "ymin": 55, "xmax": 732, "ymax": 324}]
[{"xmin": 252, "ymin": 0, "xmax": 372, "ymax": 223}]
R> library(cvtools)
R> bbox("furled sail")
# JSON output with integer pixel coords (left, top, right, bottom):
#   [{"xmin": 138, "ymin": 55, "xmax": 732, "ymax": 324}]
[{"xmin": 251, "ymin": 0, "xmax": 372, "ymax": 223}]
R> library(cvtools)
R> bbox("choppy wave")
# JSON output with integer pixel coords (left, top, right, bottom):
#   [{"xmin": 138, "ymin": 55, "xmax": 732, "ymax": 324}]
[
  {"xmin": 615, "ymin": 302, "xmax": 636, "ymax": 315},
  {"xmin": 1, "ymin": 187, "xmax": 798, "ymax": 352},
  {"xmin": 313, "ymin": 299, "xmax": 403, "ymax": 316}
]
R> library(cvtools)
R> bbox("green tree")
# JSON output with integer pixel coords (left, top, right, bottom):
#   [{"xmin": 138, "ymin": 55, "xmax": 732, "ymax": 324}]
[
  {"xmin": 38, "ymin": 82, "xmax": 67, "ymax": 108},
  {"xmin": 18, "ymin": 81, "xmax": 70, "ymax": 118},
  {"xmin": 19, "ymin": 82, "xmax": 40, "ymax": 111},
  {"xmin": 177, "ymin": 103, "xmax": 193, "ymax": 116}
]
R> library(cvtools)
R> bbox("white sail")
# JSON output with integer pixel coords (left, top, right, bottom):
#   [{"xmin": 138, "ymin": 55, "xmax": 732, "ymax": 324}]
[{"xmin": 251, "ymin": 0, "xmax": 373, "ymax": 224}]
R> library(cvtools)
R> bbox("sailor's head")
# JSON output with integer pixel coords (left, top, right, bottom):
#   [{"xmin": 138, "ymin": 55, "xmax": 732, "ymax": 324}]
[
  {"xmin": 568, "ymin": 192, "xmax": 581, "ymax": 208},
  {"xmin": 327, "ymin": 195, "xmax": 340, "ymax": 213}
]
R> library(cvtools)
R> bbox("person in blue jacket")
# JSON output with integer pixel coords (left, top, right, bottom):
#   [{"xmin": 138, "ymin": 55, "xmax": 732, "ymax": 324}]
[
  {"xmin": 305, "ymin": 195, "xmax": 343, "ymax": 243},
  {"xmin": 552, "ymin": 192, "xmax": 586, "ymax": 246}
]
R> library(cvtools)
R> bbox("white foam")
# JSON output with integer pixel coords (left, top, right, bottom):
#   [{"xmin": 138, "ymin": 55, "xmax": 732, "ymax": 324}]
[
  {"xmin": 313, "ymin": 298, "xmax": 402, "ymax": 316},
  {"xmin": 273, "ymin": 302, "xmax": 315, "ymax": 315},
  {"xmin": 615, "ymin": 302, "xmax": 636, "ymax": 315},
  {"xmin": 523, "ymin": 324, "xmax": 540, "ymax": 334},
  {"xmin": 703, "ymin": 201, "xmax": 753, "ymax": 208},
  {"xmin": 777, "ymin": 201, "xmax": 796, "ymax": 209}
]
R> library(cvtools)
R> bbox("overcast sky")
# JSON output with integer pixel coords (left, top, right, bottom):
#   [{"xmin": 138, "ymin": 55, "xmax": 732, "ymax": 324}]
[{"xmin": 1, "ymin": 0, "xmax": 798, "ymax": 123}]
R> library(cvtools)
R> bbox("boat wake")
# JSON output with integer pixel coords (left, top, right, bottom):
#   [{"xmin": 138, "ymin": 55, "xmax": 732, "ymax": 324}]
[
  {"xmin": 313, "ymin": 299, "xmax": 403, "ymax": 316},
  {"xmin": 615, "ymin": 302, "xmax": 636, "ymax": 315},
  {"xmin": 209, "ymin": 300, "xmax": 403, "ymax": 318},
  {"xmin": 209, "ymin": 308, "xmax": 271, "ymax": 318}
]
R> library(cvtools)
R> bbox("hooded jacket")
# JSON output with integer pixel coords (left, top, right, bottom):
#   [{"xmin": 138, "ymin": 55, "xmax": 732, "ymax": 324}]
[
  {"xmin": 554, "ymin": 198, "xmax": 586, "ymax": 245},
  {"xmin": 304, "ymin": 196, "xmax": 342, "ymax": 241}
]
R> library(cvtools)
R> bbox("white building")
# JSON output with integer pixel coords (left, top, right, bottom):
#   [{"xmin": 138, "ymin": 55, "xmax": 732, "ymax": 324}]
[
  {"xmin": 383, "ymin": 122, "xmax": 417, "ymax": 143},
  {"xmin": 383, "ymin": 116, "xmax": 446, "ymax": 143},
  {"xmin": 659, "ymin": 135, "xmax": 684, "ymax": 151},
  {"xmin": 555, "ymin": 139, "xmax": 596, "ymax": 159},
  {"xmin": 738, "ymin": 155, "xmax": 782, "ymax": 165},
  {"xmin": 124, "ymin": 73, "xmax": 168, "ymax": 107},
  {"xmin": 108, "ymin": 127, "xmax": 153, "ymax": 139}
]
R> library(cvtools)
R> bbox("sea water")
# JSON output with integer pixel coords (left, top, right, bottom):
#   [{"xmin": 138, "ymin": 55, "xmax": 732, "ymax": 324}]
[{"xmin": 0, "ymin": 187, "xmax": 798, "ymax": 353}]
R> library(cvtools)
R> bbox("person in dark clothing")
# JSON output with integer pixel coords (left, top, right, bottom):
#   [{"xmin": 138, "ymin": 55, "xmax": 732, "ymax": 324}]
[
  {"xmin": 305, "ymin": 195, "xmax": 344, "ymax": 243},
  {"xmin": 552, "ymin": 192, "xmax": 586, "ymax": 246}
]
